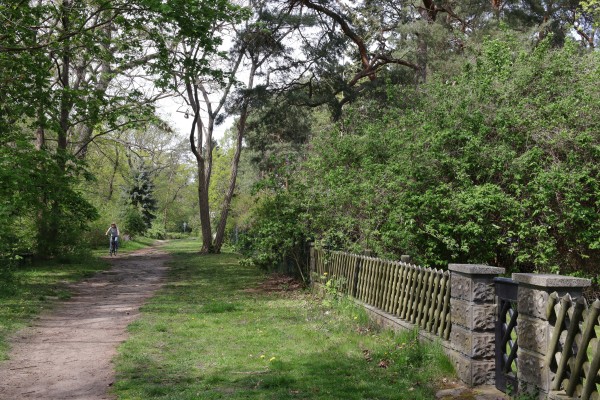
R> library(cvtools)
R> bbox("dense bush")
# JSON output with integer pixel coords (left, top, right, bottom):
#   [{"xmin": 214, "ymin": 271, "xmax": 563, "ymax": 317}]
[
  {"xmin": 244, "ymin": 38, "xmax": 600, "ymax": 278},
  {"xmin": 237, "ymin": 189, "xmax": 310, "ymax": 280},
  {"xmin": 121, "ymin": 207, "xmax": 147, "ymax": 237},
  {"xmin": 1, "ymin": 132, "xmax": 98, "ymax": 258}
]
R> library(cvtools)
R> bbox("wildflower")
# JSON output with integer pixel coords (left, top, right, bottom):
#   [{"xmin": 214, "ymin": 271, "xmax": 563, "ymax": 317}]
[
  {"xmin": 269, "ymin": 357, "xmax": 276, "ymax": 362},
  {"xmin": 260, "ymin": 355, "xmax": 265, "ymax": 359}
]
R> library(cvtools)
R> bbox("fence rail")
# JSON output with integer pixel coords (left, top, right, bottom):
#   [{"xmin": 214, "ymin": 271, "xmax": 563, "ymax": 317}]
[
  {"xmin": 313, "ymin": 248, "xmax": 451, "ymax": 340},
  {"xmin": 312, "ymin": 247, "xmax": 600, "ymax": 398},
  {"xmin": 546, "ymin": 293, "xmax": 600, "ymax": 399}
]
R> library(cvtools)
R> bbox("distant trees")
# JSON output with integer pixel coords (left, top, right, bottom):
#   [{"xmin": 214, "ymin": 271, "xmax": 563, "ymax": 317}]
[{"xmin": 0, "ymin": 0, "xmax": 244, "ymax": 257}]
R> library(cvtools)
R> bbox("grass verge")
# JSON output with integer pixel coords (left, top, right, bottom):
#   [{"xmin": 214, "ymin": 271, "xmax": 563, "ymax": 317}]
[
  {"xmin": 113, "ymin": 239, "xmax": 454, "ymax": 399},
  {"xmin": 0, "ymin": 254, "xmax": 110, "ymax": 360}
]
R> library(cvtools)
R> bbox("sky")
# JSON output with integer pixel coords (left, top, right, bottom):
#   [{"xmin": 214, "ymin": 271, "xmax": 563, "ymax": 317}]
[{"xmin": 156, "ymin": 96, "xmax": 233, "ymax": 143}]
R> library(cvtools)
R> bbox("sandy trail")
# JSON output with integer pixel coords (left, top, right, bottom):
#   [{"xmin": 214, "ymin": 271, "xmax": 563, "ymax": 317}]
[{"xmin": 0, "ymin": 245, "xmax": 169, "ymax": 400}]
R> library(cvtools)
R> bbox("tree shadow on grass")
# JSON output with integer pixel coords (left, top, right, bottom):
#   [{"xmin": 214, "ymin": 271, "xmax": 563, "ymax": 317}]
[{"xmin": 116, "ymin": 343, "xmax": 438, "ymax": 400}]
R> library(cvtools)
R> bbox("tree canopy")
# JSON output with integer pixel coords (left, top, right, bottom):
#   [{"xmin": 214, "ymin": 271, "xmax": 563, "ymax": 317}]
[{"xmin": 1, "ymin": 0, "xmax": 598, "ymax": 284}]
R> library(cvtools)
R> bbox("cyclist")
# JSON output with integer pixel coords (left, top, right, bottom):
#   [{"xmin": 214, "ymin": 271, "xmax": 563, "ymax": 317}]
[{"xmin": 105, "ymin": 222, "xmax": 120, "ymax": 256}]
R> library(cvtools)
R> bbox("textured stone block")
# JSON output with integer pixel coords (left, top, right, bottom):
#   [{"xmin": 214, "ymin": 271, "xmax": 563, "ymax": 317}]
[
  {"xmin": 451, "ymin": 324, "xmax": 472, "ymax": 357},
  {"xmin": 471, "ymin": 360, "xmax": 495, "ymax": 386},
  {"xmin": 517, "ymin": 348, "xmax": 551, "ymax": 393},
  {"xmin": 518, "ymin": 315, "xmax": 549, "ymax": 355},
  {"xmin": 450, "ymin": 352, "xmax": 496, "ymax": 387},
  {"xmin": 472, "ymin": 279, "xmax": 495, "ymax": 303},
  {"xmin": 451, "ymin": 273, "xmax": 472, "ymax": 301},
  {"xmin": 472, "ymin": 334, "xmax": 495, "ymax": 359},
  {"xmin": 451, "ymin": 271, "xmax": 498, "ymax": 303},
  {"xmin": 453, "ymin": 353, "xmax": 473, "ymax": 386},
  {"xmin": 472, "ymin": 304, "xmax": 496, "ymax": 331},
  {"xmin": 518, "ymin": 287, "xmax": 549, "ymax": 320},
  {"xmin": 451, "ymin": 325, "xmax": 494, "ymax": 359},
  {"xmin": 450, "ymin": 298, "xmax": 471, "ymax": 328},
  {"xmin": 451, "ymin": 299, "xmax": 495, "ymax": 331},
  {"xmin": 512, "ymin": 273, "xmax": 591, "ymax": 288}
]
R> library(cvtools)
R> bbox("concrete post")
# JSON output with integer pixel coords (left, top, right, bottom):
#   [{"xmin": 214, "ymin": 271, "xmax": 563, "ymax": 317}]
[
  {"xmin": 512, "ymin": 274, "xmax": 591, "ymax": 397},
  {"xmin": 448, "ymin": 264, "xmax": 505, "ymax": 386}
]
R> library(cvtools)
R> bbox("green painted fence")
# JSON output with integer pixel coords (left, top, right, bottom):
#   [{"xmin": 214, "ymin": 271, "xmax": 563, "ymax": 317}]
[{"xmin": 313, "ymin": 248, "xmax": 451, "ymax": 340}]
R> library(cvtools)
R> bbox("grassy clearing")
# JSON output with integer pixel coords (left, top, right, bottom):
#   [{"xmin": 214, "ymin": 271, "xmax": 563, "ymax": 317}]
[
  {"xmin": 0, "ymin": 254, "xmax": 109, "ymax": 360},
  {"xmin": 113, "ymin": 239, "xmax": 454, "ymax": 399}
]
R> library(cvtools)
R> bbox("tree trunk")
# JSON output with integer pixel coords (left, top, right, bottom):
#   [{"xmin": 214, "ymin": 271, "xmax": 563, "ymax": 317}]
[
  {"xmin": 38, "ymin": 0, "xmax": 71, "ymax": 258},
  {"xmin": 197, "ymin": 161, "xmax": 213, "ymax": 253},
  {"xmin": 58, "ymin": 0, "xmax": 71, "ymax": 156},
  {"xmin": 212, "ymin": 112, "xmax": 245, "ymax": 252},
  {"xmin": 107, "ymin": 145, "xmax": 119, "ymax": 200},
  {"xmin": 76, "ymin": 13, "xmax": 112, "ymax": 159},
  {"xmin": 213, "ymin": 65, "xmax": 256, "ymax": 252},
  {"xmin": 187, "ymin": 87, "xmax": 214, "ymax": 253}
]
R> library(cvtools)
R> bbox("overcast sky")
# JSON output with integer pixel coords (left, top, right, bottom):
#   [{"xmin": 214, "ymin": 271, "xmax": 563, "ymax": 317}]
[{"xmin": 156, "ymin": 96, "xmax": 233, "ymax": 143}]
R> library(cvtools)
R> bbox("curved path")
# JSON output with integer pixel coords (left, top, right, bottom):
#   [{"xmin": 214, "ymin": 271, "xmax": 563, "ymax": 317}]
[{"xmin": 0, "ymin": 246, "xmax": 169, "ymax": 400}]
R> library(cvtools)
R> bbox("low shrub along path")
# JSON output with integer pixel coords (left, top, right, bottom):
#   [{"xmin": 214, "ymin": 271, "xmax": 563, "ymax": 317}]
[{"xmin": 0, "ymin": 246, "xmax": 169, "ymax": 400}]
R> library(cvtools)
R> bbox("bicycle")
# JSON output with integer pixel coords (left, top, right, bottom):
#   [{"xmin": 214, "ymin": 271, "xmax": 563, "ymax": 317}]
[{"xmin": 109, "ymin": 236, "xmax": 119, "ymax": 256}]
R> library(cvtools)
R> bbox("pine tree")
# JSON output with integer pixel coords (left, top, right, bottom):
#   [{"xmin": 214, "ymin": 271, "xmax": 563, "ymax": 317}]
[{"xmin": 126, "ymin": 164, "xmax": 158, "ymax": 229}]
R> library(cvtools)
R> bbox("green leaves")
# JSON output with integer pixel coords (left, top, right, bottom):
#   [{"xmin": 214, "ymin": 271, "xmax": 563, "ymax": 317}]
[{"xmin": 249, "ymin": 38, "xmax": 600, "ymax": 276}]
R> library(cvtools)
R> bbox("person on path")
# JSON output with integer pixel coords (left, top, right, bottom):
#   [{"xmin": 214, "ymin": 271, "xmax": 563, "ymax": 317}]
[{"xmin": 105, "ymin": 222, "xmax": 120, "ymax": 255}]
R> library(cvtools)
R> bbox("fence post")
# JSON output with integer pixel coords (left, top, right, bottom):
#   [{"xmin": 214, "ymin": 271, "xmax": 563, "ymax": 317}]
[
  {"xmin": 448, "ymin": 264, "xmax": 505, "ymax": 386},
  {"xmin": 309, "ymin": 243, "xmax": 316, "ymax": 280},
  {"xmin": 352, "ymin": 256, "xmax": 361, "ymax": 298},
  {"xmin": 511, "ymin": 274, "xmax": 590, "ymax": 398}
]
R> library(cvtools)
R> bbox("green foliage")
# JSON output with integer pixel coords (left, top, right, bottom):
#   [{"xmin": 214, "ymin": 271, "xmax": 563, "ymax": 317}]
[
  {"xmin": 146, "ymin": 223, "xmax": 167, "ymax": 240},
  {"xmin": 121, "ymin": 207, "xmax": 147, "ymax": 237},
  {"xmin": 0, "ymin": 131, "xmax": 98, "ymax": 258},
  {"xmin": 246, "ymin": 37, "xmax": 600, "ymax": 276},
  {"xmin": 0, "ymin": 261, "xmax": 18, "ymax": 298},
  {"xmin": 1, "ymin": 0, "xmax": 245, "ymax": 258},
  {"xmin": 125, "ymin": 163, "xmax": 158, "ymax": 229},
  {"xmin": 237, "ymin": 189, "xmax": 309, "ymax": 278}
]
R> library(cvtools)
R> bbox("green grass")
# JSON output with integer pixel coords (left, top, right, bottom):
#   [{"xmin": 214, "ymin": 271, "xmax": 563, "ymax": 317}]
[
  {"xmin": 113, "ymin": 239, "xmax": 454, "ymax": 399},
  {"xmin": 0, "ymin": 254, "xmax": 110, "ymax": 360}
]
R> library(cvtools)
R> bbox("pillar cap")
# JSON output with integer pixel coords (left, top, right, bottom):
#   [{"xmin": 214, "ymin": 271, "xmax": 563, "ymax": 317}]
[
  {"xmin": 512, "ymin": 273, "xmax": 591, "ymax": 288},
  {"xmin": 448, "ymin": 264, "xmax": 505, "ymax": 275}
]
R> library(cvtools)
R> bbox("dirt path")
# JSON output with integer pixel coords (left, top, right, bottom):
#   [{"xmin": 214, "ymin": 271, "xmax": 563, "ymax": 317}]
[{"xmin": 0, "ymin": 245, "xmax": 170, "ymax": 400}]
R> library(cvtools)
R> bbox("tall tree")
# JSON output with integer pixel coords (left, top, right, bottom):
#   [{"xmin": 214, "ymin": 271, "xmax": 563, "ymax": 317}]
[{"xmin": 0, "ymin": 0, "xmax": 245, "ymax": 256}]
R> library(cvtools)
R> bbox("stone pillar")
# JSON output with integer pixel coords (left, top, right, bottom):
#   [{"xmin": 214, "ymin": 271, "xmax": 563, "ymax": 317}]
[
  {"xmin": 512, "ymin": 274, "xmax": 591, "ymax": 397},
  {"xmin": 448, "ymin": 264, "xmax": 505, "ymax": 386}
]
